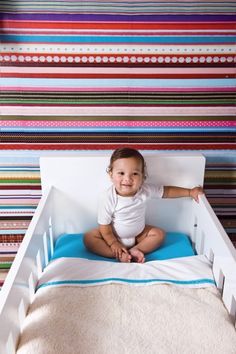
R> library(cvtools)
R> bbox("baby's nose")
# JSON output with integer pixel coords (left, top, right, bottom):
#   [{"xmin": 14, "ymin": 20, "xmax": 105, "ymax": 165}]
[{"xmin": 124, "ymin": 174, "xmax": 132, "ymax": 182}]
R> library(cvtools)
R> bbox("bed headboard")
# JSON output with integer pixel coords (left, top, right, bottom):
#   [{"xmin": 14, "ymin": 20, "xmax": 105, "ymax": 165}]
[{"xmin": 40, "ymin": 152, "xmax": 206, "ymax": 234}]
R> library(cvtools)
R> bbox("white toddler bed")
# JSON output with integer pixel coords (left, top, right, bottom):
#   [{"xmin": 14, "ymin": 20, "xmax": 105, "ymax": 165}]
[{"xmin": 0, "ymin": 152, "xmax": 236, "ymax": 354}]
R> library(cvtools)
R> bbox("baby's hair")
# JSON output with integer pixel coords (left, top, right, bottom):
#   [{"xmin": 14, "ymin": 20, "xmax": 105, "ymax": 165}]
[{"xmin": 107, "ymin": 147, "xmax": 147, "ymax": 177}]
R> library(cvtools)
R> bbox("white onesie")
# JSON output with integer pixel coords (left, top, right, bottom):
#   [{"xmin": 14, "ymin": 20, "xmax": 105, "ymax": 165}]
[{"xmin": 98, "ymin": 183, "xmax": 164, "ymax": 247}]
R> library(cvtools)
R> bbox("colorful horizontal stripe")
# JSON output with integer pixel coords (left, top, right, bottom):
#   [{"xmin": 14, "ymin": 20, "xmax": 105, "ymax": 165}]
[
  {"xmin": 0, "ymin": 120, "xmax": 235, "ymax": 128},
  {"xmin": 0, "ymin": 1, "xmax": 235, "ymax": 13},
  {"xmin": 1, "ymin": 54, "xmax": 235, "ymax": 67},
  {"xmin": 2, "ymin": 78, "xmax": 235, "ymax": 86},
  {"xmin": 2, "ymin": 34, "xmax": 236, "ymax": 44},
  {"xmin": 1, "ymin": 67, "xmax": 235, "ymax": 78},
  {"xmin": 1, "ymin": 13, "xmax": 236, "ymax": 21},
  {"xmin": 1, "ymin": 107, "xmax": 235, "ymax": 117}
]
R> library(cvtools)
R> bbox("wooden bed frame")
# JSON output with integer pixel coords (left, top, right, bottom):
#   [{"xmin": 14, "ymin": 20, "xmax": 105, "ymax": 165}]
[{"xmin": 0, "ymin": 152, "xmax": 235, "ymax": 353}]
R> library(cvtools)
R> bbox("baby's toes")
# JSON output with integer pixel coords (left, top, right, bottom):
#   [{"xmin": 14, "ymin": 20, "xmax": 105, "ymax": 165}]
[{"xmin": 119, "ymin": 252, "xmax": 131, "ymax": 263}]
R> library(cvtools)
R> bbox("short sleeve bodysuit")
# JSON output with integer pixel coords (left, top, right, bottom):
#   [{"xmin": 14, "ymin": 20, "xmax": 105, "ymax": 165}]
[{"xmin": 98, "ymin": 183, "xmax": 164, "ymax": 247}]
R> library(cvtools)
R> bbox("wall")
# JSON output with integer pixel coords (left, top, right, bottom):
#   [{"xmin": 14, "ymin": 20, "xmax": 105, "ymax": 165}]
[{"xmin": 0, "ymin": 1, "xmax": 235, "ymax": 287}]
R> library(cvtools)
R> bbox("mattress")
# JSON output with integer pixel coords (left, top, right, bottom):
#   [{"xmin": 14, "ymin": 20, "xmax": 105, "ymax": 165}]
[{"xmin": 52, "ymin": 232, "xmax": 195, "ymax": 262}]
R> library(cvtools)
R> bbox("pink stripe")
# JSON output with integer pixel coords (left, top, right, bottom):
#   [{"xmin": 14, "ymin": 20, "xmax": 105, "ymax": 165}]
[
  {"xmin": 0, "ymin": 245, "xmax": 20, "ymax": 252},
  {"xmin": 2, "ymin": 67, "xmax": 235, "ymax": 75},
  {"xmin": 0, "ymin": 199, "xmax": 39, "ymax": 205},
  {"xmin": 1, "ymin": 106, "xmax": 236, "ymax": 116},
  {"xmin": 4, "ymin": 30, "xmax": 234, "ymax": 36},
  {"xmin": 2, "ymin": 87, "xmax": 236, "ymax": 92},
  {"xmin": 0, "ymin": 121, "xmax": 235, "ymax": 128}
]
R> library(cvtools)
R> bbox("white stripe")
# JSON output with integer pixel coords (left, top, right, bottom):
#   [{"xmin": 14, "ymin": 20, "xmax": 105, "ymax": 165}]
[
  {"xmin": 1, "ymin": 44, "xmax": 235, "ymax": 54},
  {"xmin": 1, "ymin": 106, "xmax": 235, "ymax": 116}
]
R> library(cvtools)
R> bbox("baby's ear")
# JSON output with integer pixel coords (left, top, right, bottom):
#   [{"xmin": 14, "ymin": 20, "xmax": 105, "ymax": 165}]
[
  {"xmin": 108, "ymin": 169, "xmax": 113, "ymax": 179},
  {"xmin": 106, "ymin": 167, "xmax": 111, "ymax": 175}
]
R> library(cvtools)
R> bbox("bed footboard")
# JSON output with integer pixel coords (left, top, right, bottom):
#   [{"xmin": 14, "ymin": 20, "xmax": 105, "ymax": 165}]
[
  {"xmin": 192, "ymin": 195, "xmax": 236, "ymax": 324},
  {"xmin": 0, "ymin": 188, "xmax": 55, "ymax": 354}
]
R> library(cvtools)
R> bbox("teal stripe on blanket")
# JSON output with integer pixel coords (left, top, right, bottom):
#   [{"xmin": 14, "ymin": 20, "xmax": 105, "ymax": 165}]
[
  {"xmin": 37, "ymin": 278, "xmax": 215, "ymax": 290},
  {"xmin": 52, "ymin": 232, "xmax": 195, "ymax": 263}
]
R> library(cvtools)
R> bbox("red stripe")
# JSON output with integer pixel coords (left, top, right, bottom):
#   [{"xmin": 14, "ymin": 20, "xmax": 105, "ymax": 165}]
[
  {"xmin": 2, "ymin": 20, "xmax": 236, "ymax": 31},
  {"xmin": 2, "ymin": 53, "xmax": 233, "ymax": 58},
  {"xmin": 1, "ymin": 72, "xmax": 235, "ymax": 79},
  {"xmin": 0, "ymin": 144, "xmax": 235, "ymax": 150},
  {"xmin": 2, "ymin": 31, "xmax": 236, "ymax": 36},
  {"xmin": 1, "ymin": 53, "xmax": 234, "ymax": 68},
  {"xmin": 0, "ymin": 186, "xmax": 41, "ymax": 190}
]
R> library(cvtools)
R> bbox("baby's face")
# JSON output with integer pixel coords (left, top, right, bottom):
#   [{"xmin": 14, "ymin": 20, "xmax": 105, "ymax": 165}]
[{"xmin": 109, "ymin": 157, "xmax": 144, "ymax": 197}]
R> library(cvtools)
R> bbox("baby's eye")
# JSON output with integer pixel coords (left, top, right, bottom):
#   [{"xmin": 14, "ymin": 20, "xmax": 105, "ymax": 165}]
[
  {"xmin": 118, "ymin": 171, "xmax": 125, "ymax": 175},
  {"xmin": 133, "ymin": 172, "xmax": 140, "ymax": 176}
]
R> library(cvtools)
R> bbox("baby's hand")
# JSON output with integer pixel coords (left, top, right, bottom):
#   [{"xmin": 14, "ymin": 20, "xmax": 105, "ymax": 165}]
[
  {"xmin": 189, "ymin": 186, "xmax": 204, "ymax": 203},
  {"xmin": 119, "ymin": 250, "xmax": 132, "ymax": 263},
  {"xmin": 110, "ymin": 240, "xmax": 129, "ymax": 260}
]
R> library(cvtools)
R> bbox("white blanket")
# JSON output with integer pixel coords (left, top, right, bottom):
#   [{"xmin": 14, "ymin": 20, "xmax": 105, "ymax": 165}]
[
  {"xmin": 17, "ymin": 284, "xmax": 236, "ymax": 354},
  {"xmin": 17, "ymin": 256, "xmax": 236, "ymax": 354},
  {"xmin": 37, "ymin": 255, "xmax": 215, "ymax": 290}
]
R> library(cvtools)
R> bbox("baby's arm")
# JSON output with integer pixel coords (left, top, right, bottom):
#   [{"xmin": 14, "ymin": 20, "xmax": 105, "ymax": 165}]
[
  {"xmin": 163, "ymin": 186, "xmax": 204, "ymax": 203},
  {"xmin": 99, "ymin": 224, "xmax": 129, "ymax": 259}
]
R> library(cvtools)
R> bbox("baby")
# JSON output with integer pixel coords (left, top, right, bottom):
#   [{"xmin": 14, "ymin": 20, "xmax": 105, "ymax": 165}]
[{"xmin": 84, "ymin": 147, "xmax": 203, "ymax": 263}]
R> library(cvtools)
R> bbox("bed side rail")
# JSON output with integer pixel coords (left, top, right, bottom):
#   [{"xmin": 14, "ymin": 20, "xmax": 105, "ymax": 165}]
[
  {"xmin": 0, "ymin": 187, "xmax": 55, "ymax": 354},
  {"xmin": 193, "ymin": 194, "xmax": 236, "ymax": 325}
]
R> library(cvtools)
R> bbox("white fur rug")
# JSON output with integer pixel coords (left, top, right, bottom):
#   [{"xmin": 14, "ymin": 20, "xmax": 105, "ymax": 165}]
[{"xmin": 17, "ymin": 284, "xmax": 236, "ymax": 354}]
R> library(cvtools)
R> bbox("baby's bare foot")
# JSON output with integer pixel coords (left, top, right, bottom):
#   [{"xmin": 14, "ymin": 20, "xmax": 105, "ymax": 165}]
[
  {"xmin": 119, "ymin": 251, "xmax": 132, "ymax": 263},
  {"xmin": 129, "ymin": 248, "xmax": 145, "ymax": 263}
]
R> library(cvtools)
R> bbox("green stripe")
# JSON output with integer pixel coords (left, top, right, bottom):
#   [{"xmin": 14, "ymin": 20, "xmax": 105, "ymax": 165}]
[
  {"xmin": 0, "ymin": 263, "xmax": 12, "ymax": 269},
  {"xmin": 0, "ymin": 179, "xmax": 41, "ymax": 183},
  {"xmin": 0, "ymin": 99, "xmax": 234, "ymax": 105},
  {"xmin": 1, "ymin": 116, "xmax": 235, "ymax": 121}
]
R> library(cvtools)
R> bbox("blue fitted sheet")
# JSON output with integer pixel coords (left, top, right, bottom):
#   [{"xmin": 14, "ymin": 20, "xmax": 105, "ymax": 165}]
[{"xmin": 52, "ymin": 232, "xmax": 195, "ymax": 262}]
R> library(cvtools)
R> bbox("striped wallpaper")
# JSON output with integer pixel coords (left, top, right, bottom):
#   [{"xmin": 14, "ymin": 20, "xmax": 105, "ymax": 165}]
[{"xmin": 0, "ymin": 1, "xmax": 235, "ymax": 286}]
